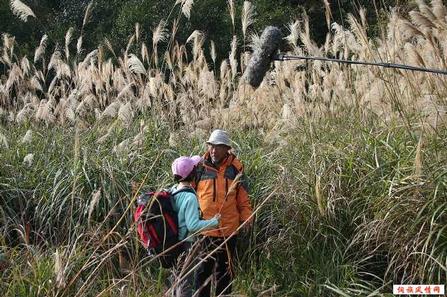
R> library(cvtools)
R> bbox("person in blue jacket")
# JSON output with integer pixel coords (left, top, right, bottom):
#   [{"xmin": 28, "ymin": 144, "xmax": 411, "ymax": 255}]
[{"xmin": 170, "ymin": 156, "xmax": 221, "ymax": 297}]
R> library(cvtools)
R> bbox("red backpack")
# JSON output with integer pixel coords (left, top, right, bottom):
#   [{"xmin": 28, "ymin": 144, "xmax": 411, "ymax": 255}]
[{"xmin": 134, "ymin": 188, "xmax": 194, "ymax": 268}]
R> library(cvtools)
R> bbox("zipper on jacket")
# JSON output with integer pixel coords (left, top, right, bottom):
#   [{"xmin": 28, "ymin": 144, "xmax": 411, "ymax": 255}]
[
  {"xmin": 225, "ymin": 178, "xmax": 228, "ymax": 200},
  {"xmin": 213, "ymin": 179, "xmax": 216, "ymax": 202}
]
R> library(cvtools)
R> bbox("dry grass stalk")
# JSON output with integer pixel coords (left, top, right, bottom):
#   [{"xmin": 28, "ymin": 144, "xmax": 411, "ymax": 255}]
[
  {"xmin": 76, "ymin": 36, "xmax": 83, "ymax": 55},
  {"xmin": 227, "ymin": 0, "xmax": 235, "ymax": 32},
  {"xmin": 54, "ymin": 249, "xmax": 66, "ymax": 289},
  {"xmin": 82, "ymin": 1, "xmax": 94, "ymax": 30},
  {"xmin": 34, "ymin": 34, "xmax": 48, "ymax": 63},
  {"xmin": 229, "ymin": 35, "xmax": 238, "ymax": 80},
  {"xmin": 323, "ymin": 0, "xmax": 332, "ymax": 30},
  {"xmin": 152, "ymin": 20, "xmax": 169, "ymax": 49},
  {"xmin": 210, "ymin": 40, "xmax": 216, "ymax": 65},
  {"xmin": 414, "ymin": 135, "xmax": 423, "ymax": 177},
  {"xmin": 64, "ymin": 27, "xmax": 74, "ymax": 60},
  {"xmin": 88, "ymin": 189, "xmax": 102, "ymax": 225},
  {"xmin": 286, "ymin": 20, "xmax": 300, "ymax": 49},
  {"xmin": 315, "ymin": 175, "xmax": 325, "ymax": 216},
  {"xmin": 135, "ymin": 22, "xmax": 140, "ymax": 42}
]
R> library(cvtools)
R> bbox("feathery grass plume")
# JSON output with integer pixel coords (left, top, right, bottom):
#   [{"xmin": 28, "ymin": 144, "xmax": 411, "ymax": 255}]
[
  {"xmin": 0, "ymin": 132, "xmax": 9, "ymax": 149},
  {"xmin": 103, "ymin": 38, "xmax": 116, "ymax": 58},
  {"xmin": 2, "ymin": 33, "xmax": 13, "ymax": 50},
  {"xmin": 128, "ymin": 54, "xmax": 146, "ymax": 75},
  {"xmin": 416, "ymin": 0, "xmax": 437, "ymax": 21},
  {"xmin": 135, "ymin": 22, "xmax": 140, "ymax": 42},
  {"xmin": 43, "ymin": 98, "xmax": 56, "ymax": 123},
  {"xmin": 404, "ymin": 43, "xmax": 425, "ymax": 66},
  {"xmin": 54, "ymin": 249, "xmax": 66, "ymax": 289},
  {"xmin": 286, "ymin": 20, "xmax": 300, "ymax": 49},
  {"xmin": 170, "ymin": 17, "xmax": 180, "ymax": 45},
  {"xmin": 220, "ymin": 59, "xmax": 229, "ymax": 81},
  {"xmin": 186, "ymin": 30, "xmax": 202, "ymax": 44},
  {"xmin": 6, "ymin": 64, "xmax": 22, "ymax": 92},
  {"xmin": 114, "ymin": 138, "xmax": 131, "ymax": 154},
  {"xmin": 131, "ymin": 124, "xmax": 147, "ymax": 147},
  {"xmin": 229, "ymin": 35, "xmax": 238, "ymax": 80},
  {"xmin": 125, "ymin": 34, "xmax": 135, "ymax": 57},
  {"xmin": 1, "ymin": 34, "xmax": 13, "ymax": 65},
  {"xmin": 432, "ymin": 0, "xmax": 447, "ymax": 21},
  {"xmin": 281, "ymin": 103, "xmax": 293, "ymax": 121},
  {"xmin": 2, "ymin": 34, "xmax": 16, "ymax": 67},
  {"xmin": 181, "ymin": 0, "xmax": 194, "ymax": 19},
  {"xmin": 152, "ymin": 20, "xmax": 169, "ymax": 48},
  {"xmin": 87, "ymin": 189, "xmax": 101, "ymax": 226},
  {"xmin": 210, "ymin": 40, "xmax": 217, "ymax": 66},
  {"xmin": 64, "ymin": 27, "xmax": 74, "ymax": 60},
  {"xmin": 82, "ymin": 1, "xmax": 94, "ymax": 30},
  {"xmin": 347, "ymin": 12, "xmax": 369, "ymax": 51},
  {"xmin": 152, "ymin": 20, "xmax": 168, "ymax": 66},
  {"xmin": 118, "ymin": 101, "xmax": 134, "ymax": 126},
  {"xmin": 21, "ymin": 129, "xmax": 33, "ymax": 143},
  {"xmin": 76, "ymin": 36, "xmax": 83, "ymax": 55},
  {"xmin": 10, "ymin": 0, "xmax": 36, "ymax": 22},
  {"xmin": 48, "ymin": 49, "xmax": 62, "ymax": 72},
  {"xmin": 79, "ymin": 49, "xmax": 98, "ymax": 69},
  {"xmin": 1, "ymin": 51, "xmax": 11, "ymax": 66},
  {"xmin": 34, "ymin": 34, "xmax": 48, "ymax": 63},
  {"xmin": 227, "ymin": 0, "xmax": 235, "ymax": 32},
  {"xmin": 164, "ymin": 50, "xmax": 173, "ymax": 71},
  {"xmin": 399, "ymin": 20, "xmax": 424, "ymax": 39},
  {"xmin": 323, "ymin": 0, "xmax": 332, "ymax": 30},
  {"xmin": 20, "ymin": 56, "xmax": 30, "ymax": 76},
  {"xmin": 116, "ymin": 83, "xmax": 134, "ymax": 100},
  {"xmin": 242, "ymin": 1, "xmax": 256, "ymax": 41},
  {"xmin": 409, "ymin": 10, "xmax": 436, "ymax": 30},
  {"xmin": 240, "ymin": 51, "xmax": 251, "ymax": 74},
  {"xmin": 97, "ymin": 44, "xmax": 104, "ymax": 65},
  {"xmin": 198, "ymin": 68, "xmax": 217, "ymax": 98},
  {"xmin": 16, "ymin": 104, "xmax": 33, "ymax": 123},
  {"xmin": 22, "ymin": 153, "xmax": 34, "ymax": 167},
  {"xmin": 141, "ymin": 42, "xmax": 149, "ymax": 63},
  {"xmin": 315, "ymin": 174, "xmax": 325, "ymax": 216},
  {"xmin": 168, "ymin": 132, "xmax": 179, "ymax": 147},
  {"xmin": 186, "ymin": 30, "xmax": 204, "ymax": 61}
]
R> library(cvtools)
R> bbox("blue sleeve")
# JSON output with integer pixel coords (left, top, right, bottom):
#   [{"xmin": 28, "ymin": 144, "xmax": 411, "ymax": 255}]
[{"xmin": 183, "ymin": 194, "xmax": 218, "ymax": 232}]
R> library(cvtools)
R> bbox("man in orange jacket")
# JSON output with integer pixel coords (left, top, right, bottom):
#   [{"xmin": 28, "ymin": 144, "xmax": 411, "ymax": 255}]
[{"xmin": 194, "ymin": 129, "xmax": 253, "ymax": 297}]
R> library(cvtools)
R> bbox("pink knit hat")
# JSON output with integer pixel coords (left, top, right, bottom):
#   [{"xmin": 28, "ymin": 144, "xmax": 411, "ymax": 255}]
[{"xmin": 171, "ymin": 156, "xmax": 202, "ymax": 179}]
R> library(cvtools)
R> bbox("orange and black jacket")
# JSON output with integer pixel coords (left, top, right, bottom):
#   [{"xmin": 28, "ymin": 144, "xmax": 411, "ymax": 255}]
[{"xmin": 195, "ymin": 152, "xmax": 252, "ymax": 237}]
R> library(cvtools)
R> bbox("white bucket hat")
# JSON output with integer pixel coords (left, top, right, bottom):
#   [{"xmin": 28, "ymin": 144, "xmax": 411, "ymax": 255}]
[{"xmin": 206, "ymin": 129, "xmax": 232, "ymax": 147}]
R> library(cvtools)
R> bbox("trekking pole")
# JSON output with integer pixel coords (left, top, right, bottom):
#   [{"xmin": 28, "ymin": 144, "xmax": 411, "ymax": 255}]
[{"xmin": 274, "ymin": 54, "xmax": 447, "ymax": 75}]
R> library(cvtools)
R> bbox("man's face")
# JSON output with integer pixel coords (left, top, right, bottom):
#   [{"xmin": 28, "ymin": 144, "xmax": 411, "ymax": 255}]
[{"xmin": 208, "ymin": 144, "xmax": 230, "ymax": 164}]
